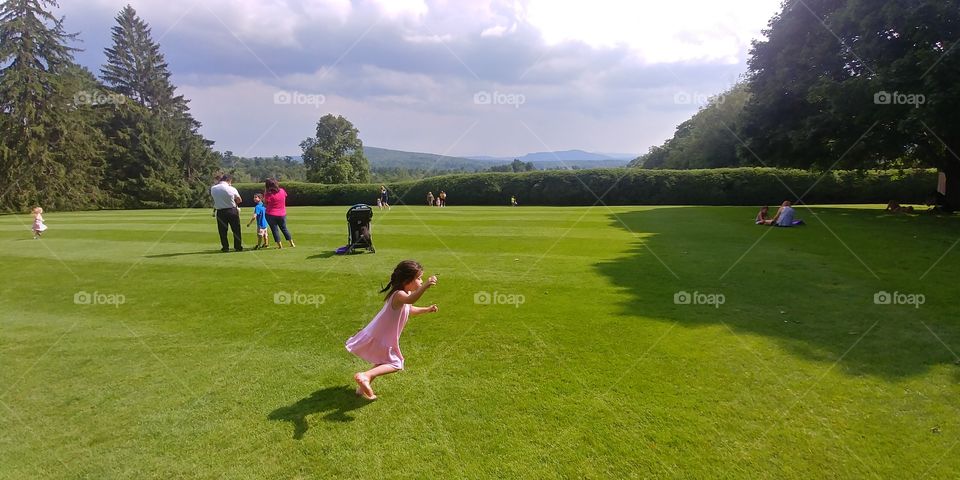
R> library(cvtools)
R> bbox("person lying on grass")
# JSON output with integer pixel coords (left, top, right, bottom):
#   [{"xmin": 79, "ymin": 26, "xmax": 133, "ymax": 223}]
[
  {"xmin": 346, "ymin": 260, "xmax": 439, "ymax": 400},
  {"xmin": 886, "ymin": 201, "xmax": 915, "ymax": 213}
]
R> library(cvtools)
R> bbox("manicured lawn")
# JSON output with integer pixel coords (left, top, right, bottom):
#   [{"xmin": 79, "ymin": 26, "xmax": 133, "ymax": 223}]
[{"xmin": 1, "ymin": 205, "xmax": 958, "ymax": 478}]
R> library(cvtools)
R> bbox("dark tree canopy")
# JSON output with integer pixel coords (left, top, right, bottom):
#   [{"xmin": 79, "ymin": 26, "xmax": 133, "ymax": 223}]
[{"xmin": 740, "ymin": 0, "xmax": 960, "ymax": 206}]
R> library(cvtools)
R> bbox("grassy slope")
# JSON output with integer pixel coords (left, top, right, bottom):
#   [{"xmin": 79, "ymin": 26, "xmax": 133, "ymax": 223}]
[{"xmin": 0, "ymin": 205, "xmax": 957, "ymax": 478}]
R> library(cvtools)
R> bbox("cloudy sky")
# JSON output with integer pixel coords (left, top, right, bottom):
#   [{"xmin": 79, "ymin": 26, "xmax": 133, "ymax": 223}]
[{"xmin": 58, "ymin": 0, "xmax": 783, "ymax": 158}]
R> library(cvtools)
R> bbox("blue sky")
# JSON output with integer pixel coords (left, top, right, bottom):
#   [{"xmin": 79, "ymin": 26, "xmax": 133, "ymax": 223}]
[{"xmin": 58, "ymin": 0, "xmax": 783, "ymax": 158}]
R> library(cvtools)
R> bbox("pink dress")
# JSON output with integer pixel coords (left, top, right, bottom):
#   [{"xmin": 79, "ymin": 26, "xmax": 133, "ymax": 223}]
[
  {"xmin": 345, "ymin": 293, "xmax": 411, "ymax": 370},
  {"xmin": 33, "ymin": 214, "xmax": 47, "ymax": 232}
]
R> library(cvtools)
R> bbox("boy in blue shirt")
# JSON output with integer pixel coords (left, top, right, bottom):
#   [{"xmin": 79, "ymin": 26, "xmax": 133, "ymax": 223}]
[{"xmin": 246, "ymin": 193, "xmax": 269, "ymax": 249}]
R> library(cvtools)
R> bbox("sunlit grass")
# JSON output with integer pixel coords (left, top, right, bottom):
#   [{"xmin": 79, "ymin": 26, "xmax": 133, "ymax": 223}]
[{"xmin": 1, "ymin": 205, "xmax": 957, "ymax": 478}]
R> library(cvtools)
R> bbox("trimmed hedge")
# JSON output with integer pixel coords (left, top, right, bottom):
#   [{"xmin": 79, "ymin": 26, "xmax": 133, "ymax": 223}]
[{"xmin": 235, "ymin": 168, "xmax": 937, "ymax": 207}]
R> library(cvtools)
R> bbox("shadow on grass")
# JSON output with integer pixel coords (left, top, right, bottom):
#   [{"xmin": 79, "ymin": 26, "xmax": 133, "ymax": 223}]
[
  {"xmin": 145, "ymin": 250, "xmax": 226, "ymax": 258},
  {"xmin": 268, "ymin": 385, "xmax": 370, "ymax": 439},
  {"xmin": 596, "ymin": 206, "xmax": 960, "ymax": 380},
  {"xmin": 307, "ymin": 251, "xmax": 337, "ymax": 259}
]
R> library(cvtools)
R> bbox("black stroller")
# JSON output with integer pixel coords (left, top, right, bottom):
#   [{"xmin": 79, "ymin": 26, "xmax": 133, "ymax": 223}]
[{"xmin": 345, "ymin": 204, "xmax": 375, "ymax": 253}]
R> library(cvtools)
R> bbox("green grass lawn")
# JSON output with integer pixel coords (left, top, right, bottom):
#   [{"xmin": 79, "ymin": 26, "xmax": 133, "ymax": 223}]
[{"xmin": 1, "ymin": 205, "xmax": 958, "ymax": 478}]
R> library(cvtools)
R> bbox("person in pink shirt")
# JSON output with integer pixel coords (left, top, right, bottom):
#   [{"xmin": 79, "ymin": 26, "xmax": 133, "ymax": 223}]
[
  {"xmin": 263, "ymin": 178, "xmax": 295, "ymax": 249},
  {"xmin": 346, "ymin": 260, "xmax": 439, "ymax": 400}
]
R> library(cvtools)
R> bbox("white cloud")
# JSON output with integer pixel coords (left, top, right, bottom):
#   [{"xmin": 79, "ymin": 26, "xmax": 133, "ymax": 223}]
[
  {"xmin": 524, "ymin": 0, "xmax": 776, "ymax": 64},
  {"xmin": 480, "ymin": 24, "xmax": 516, "ymax": 37},
  {"xmin": 403, "ymin": 33, "xmax": 454, "ymax": 43},
  {"xmin": 63, "ymin": 0, "xmax": 784, "ymax": 157},
  {"xmin": 367, "ymin": 0, "xmax": 429, "ymax": 21}
]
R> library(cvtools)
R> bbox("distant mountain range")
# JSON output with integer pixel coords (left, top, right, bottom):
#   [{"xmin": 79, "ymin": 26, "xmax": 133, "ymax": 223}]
[
  {"xmin": 282, "ymin": 147, "xmax": 636, "ymax": 171},
  {"xmin": 466, "ymin": 149, "xmax": 636, "ymax": 163}
]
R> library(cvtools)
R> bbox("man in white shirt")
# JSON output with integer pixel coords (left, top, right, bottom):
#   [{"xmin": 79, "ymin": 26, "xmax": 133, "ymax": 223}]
[{"xmin": 210, "ymin": 174, "xmax": 244, "ymax": 252}]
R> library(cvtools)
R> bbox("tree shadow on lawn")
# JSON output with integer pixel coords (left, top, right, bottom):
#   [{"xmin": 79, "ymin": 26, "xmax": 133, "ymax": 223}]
[
  {"xmin": 596, "ymin": 206, "xmax": 960, "ymax": 380},
  {"xmin": 268, "ymin": 386, "xmax": 370, "ymax": 439}
]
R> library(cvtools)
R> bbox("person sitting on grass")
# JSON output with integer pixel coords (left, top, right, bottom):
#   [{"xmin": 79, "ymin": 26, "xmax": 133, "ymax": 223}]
[
  {"xmin": 755, "ymin": 205, "xmax": 769, "ymax": 224},
  {"xmin": 765, "ymin": 200, "xmax": 804, "ymax": 227},
  {"xmin": 246, "ymin": 193, "xmax": 269, "ymax": 249}
]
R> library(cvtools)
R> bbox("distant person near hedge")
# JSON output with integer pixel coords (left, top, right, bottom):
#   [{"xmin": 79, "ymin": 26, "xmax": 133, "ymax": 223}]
[
  {"xmin": 379, "ymin": 185, "xmax": 391, "ymax": 211},
  {"xmin": 210, "ymin": 174, "xmax": 244, "ymax": 252},
  {"xmin": 264, "ymin": 178, "xmax": 295, "ymax": 249},
  {"xmin": 510, "ymin": 195, "xmax": 518, "ymax": 206},
  {"xmin": 438, "ymin": 190, "xmax": 447, "ymax": 207},
  {"xmin": 427, "ymin": 191, "xmax": 434, "ymax": 206}
]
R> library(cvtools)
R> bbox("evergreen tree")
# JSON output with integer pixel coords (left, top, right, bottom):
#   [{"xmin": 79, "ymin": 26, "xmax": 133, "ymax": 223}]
[
  {"xmin": 0, "ymin": 0, "xmax": 104, "ymax": 211},
  {"xmin": 100, "ymin": 4, "xmax": 218, "ymax": 207},
  {"xmin": 101, "ymin": 5, "xmax": 186, "ymax": 115}
]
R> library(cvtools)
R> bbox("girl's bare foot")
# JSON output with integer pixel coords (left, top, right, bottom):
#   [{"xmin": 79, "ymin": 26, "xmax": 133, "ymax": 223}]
[
  {"xmin": 289, "ymin": 241, "xmax": 296, "ymax": 248},
  {"xmin": 354, "ymin": 373, "xmax": 376, "ymax": 399}
]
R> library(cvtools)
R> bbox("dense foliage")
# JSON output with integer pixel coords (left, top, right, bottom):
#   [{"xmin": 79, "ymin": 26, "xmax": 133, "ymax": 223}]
[
  {"xmin": 0, "ymin": 2, "xmax": 218, "ymax": 211},
  {"xmin": 631, "ymin": 0, "xmax": 960, "ymax": 209},
  {"xmin": 301, "ymin": 114, "xmax": 371, "ymax": 184},
  {"xmin": 235, "ymin": 168, "xmax": 936, "ymax": 207}
]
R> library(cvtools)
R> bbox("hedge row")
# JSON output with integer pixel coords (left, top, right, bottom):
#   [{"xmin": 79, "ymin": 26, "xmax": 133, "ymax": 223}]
[{"xmin": 235, "ymin": 168, "xmax": 938, "ymax": 207}]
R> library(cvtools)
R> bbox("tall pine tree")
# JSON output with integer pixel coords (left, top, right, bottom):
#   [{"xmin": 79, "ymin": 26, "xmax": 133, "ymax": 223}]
[
  {"xmin": 0, "ymin": 0, "xmax": 104, "ymax": 211},
  {"xmin": 100, "ymin": 4, "xmax": 217, "ymax": 208}
]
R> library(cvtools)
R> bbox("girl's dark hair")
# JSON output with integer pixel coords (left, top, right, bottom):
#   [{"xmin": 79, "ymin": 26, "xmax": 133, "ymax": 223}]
[
  {"xmin": 265, "ymin": 178, "xmax": 280, "ymax": 194},
  {"xmin": 379, "ymin": 260, "xmax": 423, "ymax": 300}
]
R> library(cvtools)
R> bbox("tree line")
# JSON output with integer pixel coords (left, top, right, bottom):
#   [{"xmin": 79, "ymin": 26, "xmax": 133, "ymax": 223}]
[
  {"xmin": 631, "ymin": 0, "xmax": 960, "ymax": 209},
  {"xmin": 0, "ymin": 1, "xmax": 381, "ymax": 212},
  {"xmin": 0, "ymin": 1, "xmax": 220, "ymax": 211}
]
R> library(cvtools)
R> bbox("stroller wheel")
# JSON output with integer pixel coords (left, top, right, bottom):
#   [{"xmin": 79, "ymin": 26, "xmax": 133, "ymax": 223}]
[{"xmin": 369, "ymin": 246, "xmax": 376, "ymax": 253}]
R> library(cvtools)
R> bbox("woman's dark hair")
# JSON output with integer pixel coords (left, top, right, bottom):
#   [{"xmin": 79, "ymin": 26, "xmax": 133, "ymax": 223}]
[
  {"xmin": 379, "ymin": 260, "xmax": 423, "ymax": 300},
  {"xmin": 265, "ymin": 178, "xmax": 280, "ymax": 194}
]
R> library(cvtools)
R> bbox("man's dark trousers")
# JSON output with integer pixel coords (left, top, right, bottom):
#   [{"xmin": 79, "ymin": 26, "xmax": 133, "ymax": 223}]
[{"xmin": 216, "ymin": 207, "xmax": 243, "ymax": 251}]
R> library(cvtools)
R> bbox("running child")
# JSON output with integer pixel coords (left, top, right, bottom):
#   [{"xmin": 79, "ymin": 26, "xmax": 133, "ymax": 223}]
[
  {"xmin": 345, "ymin": 260, "xmax": 439, "ymax": 400},
  {"xmin": 32, "ymin": 207, "xmax": 47, "ymax": 239}
]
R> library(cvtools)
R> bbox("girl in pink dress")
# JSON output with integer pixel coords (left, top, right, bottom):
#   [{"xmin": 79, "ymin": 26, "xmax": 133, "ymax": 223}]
[
  {"xmin": 346, "ymin": 260, "xmax": 438, "ymax": 400},
  {"xmin": 32, "ymin": 207, "xmax": 47, "ymax": 239}
]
